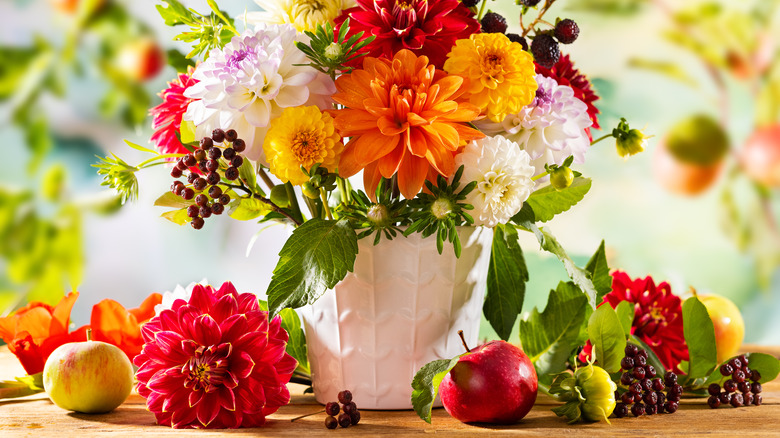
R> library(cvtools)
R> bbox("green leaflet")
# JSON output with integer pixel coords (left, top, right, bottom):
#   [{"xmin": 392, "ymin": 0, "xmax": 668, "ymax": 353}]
[
  {"xmin": 484, "ymin": 224, "xmax": 528, "ymax": 341},
  {"xmin": 279, "ymin": 308, "xmax": 309, "ymax": 375},
  {"xmin": 519, "ymin": 282, "xmax": 588, "ymax": 380},
  {"xmin": 524, "ymin": 177, "xmax": 592, "ymax": 223},
  {"xmin": 411, "ymin": 357, "xmax": 461, "ymax": 424},
  {"xmin": 615, "ymin": 301, "xmax": 634, "ymax": 337},
  {"xmin": 584, "ymin": 240, "xmax": 612, "ymax": 302},
  {"xmin": 229, "ymin": 198, "xmax": 271, "ymax": 221},
  {"xmin": 682, "ymin": 296, "xmax": 718, "ymax": 380},
  {"xmin": 587, "ymin": 304, "xmax": 626, "ymax": 373},
  {"xmin": 266, "ymin": 219, "xmax": 358, "ymax": 316}
]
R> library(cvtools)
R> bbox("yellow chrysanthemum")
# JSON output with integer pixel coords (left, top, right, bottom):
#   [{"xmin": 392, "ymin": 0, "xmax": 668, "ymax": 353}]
[
  {"xmin": 248, "ymin": 0, "xmax": 347, "ymax": 32},
  {"xmin": 444, "ymin": 33, "xmax": 538, "ymax": 123},
  {"xmin": 263, "ymin": 106, "xmax": 344, "ymax": 186}
]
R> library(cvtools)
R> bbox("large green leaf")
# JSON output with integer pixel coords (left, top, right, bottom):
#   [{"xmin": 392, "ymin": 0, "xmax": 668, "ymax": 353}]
[
  {"xmin": 229, "ymin": 198, "xmax": 270, "ymax": 221},
  {"xmin": 411, "ymin": 357, "xmax": 461, "ymax": 424},
  {"xmin": 519, "ymin": 282, "xmax": 588, "ymax": 379},
  {"xmin": 744, "ymin": 353, "xmax": 780, "ymax": 384},
  {"xmin": 615, "ymin": 301, "xmax": 634, "ymax": 337},
  {"xmin": 524, "ymin": 177, "xmax": 591, "ymax": 223},
  {"xmin": 587, "ymin": 304, "xmax": 627, "ymax": 373},
  {"xmin": 484, "ymin": 225, "xmax": 528, "ymax": 341},
  {"xmin": 682, "ymin": 296, "xmax": 718, "ymax": 380},
  {"xmin": 267, "ymin": 219, "xmax": 358, "ymax": 316},
  {"xmin": 584, "ymin": 240, "xmax": 612, "ymax": 302}
]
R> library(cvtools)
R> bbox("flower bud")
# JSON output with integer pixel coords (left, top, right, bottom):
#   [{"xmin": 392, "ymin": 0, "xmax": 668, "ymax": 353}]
[
  {"xmin": 430, "ymin": 197, "xmax": 453, "ymax": 220},
  {"xmin": 367, "ymin": 204, "xmax": 390, "ymax": 227},
  {"xmin": 575, "ymin": 364, "xmax": 617, "ymax": 422},
  {"xmin": 324, "ymin": 42, "xmax": 344, "ymax": 62},
  {"xmin": 616, "ymin": 128, "xmax": 647, "ymax": 158},
  {"xmin": 302, "ymin": 181, "xmax": 320, "ymax": 199},
  {"xmin": 550, "ymin": 167, "xmax": 574, "ymax": 190}
]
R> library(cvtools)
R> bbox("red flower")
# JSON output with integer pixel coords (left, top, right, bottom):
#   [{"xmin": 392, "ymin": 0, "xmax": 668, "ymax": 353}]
[
  {"xmin": 150, "ymin": 66, "xmax": 199, "ymax": 155},
  {"xmin": 580, "ymin": 271, "xmax": 689, "ymax": 373},
  {"xmin": 133, "ymin": 282, "xmax": 296, "ymax": 429},
  {"xmin": 335, "ymin": 0, "xmax": 480, "ymax": 69},
  {"xmin": 0, "ymin": 292, "xmax": 79, "ymax": 375},
  {"xmin": 536, "ymin": 55, "xmax": 600, "ymax": 139}
]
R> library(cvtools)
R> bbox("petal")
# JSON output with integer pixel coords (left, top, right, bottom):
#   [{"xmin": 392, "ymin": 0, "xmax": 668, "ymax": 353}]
[
  {"xmin": 397, "ymin": 154, "xmax": 429, "ymax": 199},
  {"xmin": 129, "ymin": 293, "xmax": 163, "ymax": 323},
  {"xmin": 192, "ymin": 314, "xmax": 222, "ymax": 347}
]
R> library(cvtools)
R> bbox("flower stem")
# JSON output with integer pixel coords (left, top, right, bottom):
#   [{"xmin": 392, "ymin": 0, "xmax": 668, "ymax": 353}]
[
  {"xmin": 590, "ymin": 133, "xmax": 613, "ymax": 146},
  {"xmin": 477, "ymin": 0, "xmax": 488, "ymax": 20},
  {"xmin": 521, "ymin": 0, "xmax": 558, "ymax": 37},
  {"xmin": 224, "ymin": 183, "xmax": 302, "ymax": 226},
  {"xmin": 285, "ymin": 182, "xmax": 305, "ymax": 224},
  {"xmin": 320, "ymin": 188, "xmax": 333, "ymax": 220},
  {"xmin": 257, "ymin": 167, "xmax": 275, "ymax": 191}
]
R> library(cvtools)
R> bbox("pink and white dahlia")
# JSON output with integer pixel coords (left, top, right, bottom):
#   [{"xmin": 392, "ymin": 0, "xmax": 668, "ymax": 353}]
[
  {"xmin": 150, "ymin": 66, "xmax": 199, "ymax": 155},
  {"xmin": 134, "ymin": 282, "xmax": 297, "ymax": 429},
  {"xmin": 477, "ymin": 74, "xmax": 592, "ymax": 176},
  {"xmin": 183, "ymin": 24, "xmax": 336, "ymax": 163}
]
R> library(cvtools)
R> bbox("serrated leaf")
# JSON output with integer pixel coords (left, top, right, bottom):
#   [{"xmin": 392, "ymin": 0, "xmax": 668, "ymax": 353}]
[
  {"xmin": 229, "ymin": 198, "xmax": 270, "ymax": 221},
  {"xmin": 584, "ymin": 240, "xmax": 611, "ymax": 301},
  {"xmin": 525, "ymin": 177, "xmax": 591, "ymax": 223},
  {"xmin": 267, "ymin": 219, "xmax": 358, "ymax": 316},
  {"xmin": 411, "ymin": 357, "xmax": 461, "ymax": 423},
  {"xmin": 615, "ymin": 301, "xmax": 634, "ymax": 337},
  {"xmin": 484, "ymin": 224, "xmax": 528, "ymax": 341},
  {"xmin": 279, "ymin": 308, "xmax": 309, "ymax": 374},
  {"xmin": 682, "ymin": 296, "xmax": 718, "ymax": 379},
  {"xmin": 587, "ymin": 304, "xmax": 626, "ymax": 373},
  {"xmin": 161, "ymin": 208, "xmax": 191, "ymax": 225},
  {"xmin": 519, "ymin": 282, "xmax": 588, "ymax": 378}
]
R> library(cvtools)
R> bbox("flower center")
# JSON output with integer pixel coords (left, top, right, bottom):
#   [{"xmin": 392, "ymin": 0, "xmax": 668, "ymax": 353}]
[
  {"xmin": 481, "ymin": 52, "xmax": 505, "ymax": 78},
  {"xmin": 291, "ymin": 130, "xmax": 322, "ymax": 163},
  {"xmin": 534, "ymin": 86, "xmax": 552, "ymax": 107},
  {"xmin": 392, "ymin": 0, "xmax": 424, "ymax": 38},
  {"xmin": 431, "ymin": 197, "xmax": 452, "ymax": 219},
  {"xmin": 227, "ymin": 49, "xmax": 254, "ymax": 70},
  {"xmin": 183, "ymin": 344, "xmax": 231, "ymax": 392}
]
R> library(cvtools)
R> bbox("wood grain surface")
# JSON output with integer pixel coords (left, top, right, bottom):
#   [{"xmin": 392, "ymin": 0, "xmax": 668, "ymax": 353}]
[{"xmin": 1, "ymin": 346, "xmax": 778, "ymax": 437}]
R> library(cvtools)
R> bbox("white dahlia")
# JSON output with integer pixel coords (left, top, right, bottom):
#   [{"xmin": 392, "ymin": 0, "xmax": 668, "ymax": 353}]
[
  {"xmin": 183, "ymin": 24, "xmax": 335, "ymax": 163},
  {"xmin": 247, "ymin": 0, "xmax": 353, "ymax": 32},
  {"xmin": 454, "ymin": 136, "xmax": 535, "ymax": 227},
  {"xmin": 477, "ymin": 74, "xmax": 592, "ymax": 176}
]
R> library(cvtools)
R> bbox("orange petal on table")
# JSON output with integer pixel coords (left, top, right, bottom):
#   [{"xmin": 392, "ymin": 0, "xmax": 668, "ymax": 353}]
[
  {"xmin": 90, "ymin": 299, "xmax": 144, "ymax": 359},
  {"xmin": 9, "ymin": 332, "xmax": 46, "ymax": 375},
  {"xmin": 128, "ymin": 293, "xmax": 162, "ymax": 323},
  {"xmin": 16, "ymin": 307, "xmax": 61, "ymax": 340},
  {"xmin": 398, "ymin": 154, "xmax": 429, "ymax": 199}
]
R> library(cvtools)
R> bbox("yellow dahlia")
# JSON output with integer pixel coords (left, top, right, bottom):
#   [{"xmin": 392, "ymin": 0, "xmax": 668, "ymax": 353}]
[
  {"xmin": 247, "ymin": 0, "xmax": 348, "ymax": 32},
  {"xmin": 263, "ymin": 106, "xmax": 344, "ymax": 186},
  {"xmin": 444, "ymin": 33, "xmax": 538, "ymax": 123}
]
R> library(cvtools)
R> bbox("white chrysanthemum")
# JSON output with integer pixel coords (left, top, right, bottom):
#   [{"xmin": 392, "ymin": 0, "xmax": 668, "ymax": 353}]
[
  {"xmin": 454, "ymin": 136, "xmax": 535, "ymax": 227},
  {"xmin": 477, "ymin": 74, "xmax": 592, "ymax": 176},
  {"xmin": 154, "ymin": 279, "xmax": 208, "ymax": 315},
  {"xmin": 183, "ymin": 24, "xmax": 336, "ymax": 163},
  {"xmin": 246, "ymin": 0, "xmax": 354, "ymax": 32}
]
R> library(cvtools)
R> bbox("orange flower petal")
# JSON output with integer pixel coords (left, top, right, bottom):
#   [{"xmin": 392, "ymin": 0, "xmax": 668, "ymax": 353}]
[
  {"xmin": 363, "ymin": 161, "xmax": 383, "ymax": 201},
  {"xmin": 378, "ymin": 141, "xmax": 407, "ymax": 178},
  {"xmin": 397, "ymin": 154, "xmax": 429, "ymax": 199},
  {"xmin": 129, "ymin": 293, "xmax": 163, "ymax": 323},
  {"xmin": 352, "ymin": 130, "xmax": 400, "ymax": 165},
  {"xmin": 50, "ymin": 291, "xmax": 79, "ymax": 336}
]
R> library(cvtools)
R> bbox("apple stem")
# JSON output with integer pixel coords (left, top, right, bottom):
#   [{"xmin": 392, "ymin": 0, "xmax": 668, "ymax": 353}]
[
  {"xmin": 86, "ymin": 328, "xmax": 92, "ymax": 342},
  {"xmin": 457, "ymin": 330, "xmax": 471, "ymax": 353},
  {"xmin": 290, "ymin": 409, "xmax": 325, "ymax": 422}
]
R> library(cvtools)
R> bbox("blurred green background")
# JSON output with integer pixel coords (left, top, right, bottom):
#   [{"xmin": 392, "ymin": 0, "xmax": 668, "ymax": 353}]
[{"xmin": 1, "ymin": 0, "xmax": 779, "ymax": 344}]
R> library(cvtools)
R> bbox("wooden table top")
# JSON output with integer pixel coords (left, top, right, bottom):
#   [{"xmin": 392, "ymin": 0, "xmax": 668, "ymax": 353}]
[{"xmin": 1, "ymin": 346, "xmax": 779, "ymax": 437}]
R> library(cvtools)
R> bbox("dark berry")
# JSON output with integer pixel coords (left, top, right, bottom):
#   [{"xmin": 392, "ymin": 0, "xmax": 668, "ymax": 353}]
[
  {"xmin": 738, "ymin": 354, "xmax": 749, "ymax": 367},
  {"xmin": 655, "ymin": 391, "xmax": 666, "ymax": 406},
  {"xmin": 208, "ymin": 147, "xmax": 222, "ymax": 161},
  {"xmin": 219, "ymin": 194, "xmax": 231, "ymax": 205},
  {"xmin": 211, "ymin": 202, "xmax": 224, "ymax": 215},
  {"xmin": 708, "ymin": 395, "xmax": 721, "ymax": 409},
  {"xmin": 614, "ymin": 403, "xmax": 628, "ymax": 418},
  {"xmin": 188, "ymin": 173, "xmax": 199, "ymax": 184},
  {"xmin": 754, "ymin": 394, "xmax": 763, "ymax": 406},
  {"xmin": 708, "ymin": 383, "xmax": 721, "ymax": 396},
  {"xmin": 183, "ymin": 154, "xmax": 197, "ymax": 167},
  {"xmin": 647, "ymin": 365, "xmax": 658, "ymax": 378},
  {"xmin": 730, "ymin": 393, "xmax": 743, "ymax": 407},
  {"xmin": 730, "ymin": 358, "xmax": 742, "ymax": 370},
  {"xmin": 723, "ymin": 379, "xmax": 737, "ymax": 393},
  {"xmin": 640, "ymin": 378, "xmax": 652, "ymax": 392},
  {"xmin": 176, "ymin": 159, "xmax": 188, "ymax": 171},
  {"xmin": 325, "ymin": 415, "xmax": 338, "ymax": 429},
  {"xmin": 653, "ymin": 379, "xmax": 665, "ymax": 392},
  {"xmin": 194, "ymin": 149, "xmax": 207, "ymax": 162},
  {"xmin": 200, "ymin": 137, "xmax": 214, "ymax": 150},
  {"xmin": 199, "ymin": 205, "xmax": 212, "ymax": 218},
  {"xmin": 338, "ymin": 390, "xmax": 353, "ymax": 405},
  {"xmin": 656, "ymin": 402, "xmax": 665, "ymax": 414},
  {"xmin": 206, "ymin": 171, "xmax": 220, "ymax": 186},
  {"xmin": 208, "ymin": 185, "xmax": 223, "ymax": 199},
  {"xmin": 232, "ymin": 138, "xmax": 246, "ymax": 152},
  {"xmin": 670, "ymin": 384, "xmax": 683, "ymax": 396},
  {"xmin": 632, "ymin": 367, "xmax": 646, "ymax": 380},
  {"xmin": 634, "ymin": 392, "xmax": 643, "ymax": 403},
  {"xmin": 635, "ymin": 355, "xmax": 647, "ymax": 368},
  {"xmin": 719, "ymin": 392, "xmax": 731, "ymax": 404},
  {"xmin": 720, "ymin": 363, "xmax": 734, "ymax": 376},
  {"xmin": 643, "ymin": 391, "xmax": 657, "ymax": 406},
  {"xmin": 211, "ymin": 128, "xmax": 225, "ymax": 143},
  {"xmin": 506, "ymin": 33, "xmax": 528, "ymax": 51},
  {"xmin": 480, "ymin": 12, "xmax": 507, "ymax": 34},
  {"xmin": 637, "ymin": 349, "xmax": 649, "ymax": 359},
  {"xmin": 629, "ymin": 382, "xmax": 642, "ymax": 394},
  {"xmin": 751, "ymin": 382, "xmax": 762, "ymax": 394},
  {"xmin": 621, "ymin": 392, "xmax": 634, "ymax": 404},
  {"xmin": 461, "ymin": 0, "xmax": 480, "ymax": 6},
  {"xmin": 744, "ymin": 367, "xmax": 752, "ymax": 379},
  {"xmin": 645, "ymin": 403, "xmax": 657, "ymax": 415},
  {"xmin": 206, "ymin": 159, "xmax": 219, "ymax": 173},
  {"xmin": 338, "ymin": 413, "xmax": 351, "ymax": 428},
  {"xmin": 325, "ymin": 401, "xmax": 340, "ymax": 416},
  {"xmin": 631, "ymin": 403, "xmax": 645, "ymax": 417},
  {"xmin": 231, "ymin": 155, "xmax": 244, "ymax": 168},
  {"xmin": 223, "ymin": 148, "xmax": 236, "ymax": 160},
  {"xmin": 191, "ymin": 217, "xmax": 204, "ymax": 230},
  {"xmin": 733, "ymin": 369, "xmax": 746, "ymax": 383},
  {"xmin": 531, "ymin": 33, "xmax": 560, "ymax": 69},
  {"xmin": 171, "ymin": 167, "xmax": 183, "ymax": 178},
  {"xmin": 195, "ymin": 194, "xmax": 209, "ymax": 207},
  {"xmin": 225, "ymin": 129, "xmax": 238, "ymax": 142},
  {"xmin": 343, "ymin": 402, "xmax": 357, "ymax": 415},
  {"xmin": 198, "ymin": 161, "xmax": 208, "ymax": 173},
  {"xmin": 750, "ymin": 370, "xmax": 761, "ymax": 382},
  {"xmin": 625, "ymin": 345, "xmax": 639, "ymax": 357},
  {"xmin": 225, "ymin": 166, "xmax": 239, "ymax": 180},
  {"xmin": 193, "ymin": 177, "xmax": 207, "ymax": 191},
  {"xmin": 520, "ymin": 0, "xmax": 542, "ymax": 5},
  {"xmin": 620, "ymin": 372, "xmax": 633, "ymax": 385},
  {"xmin": 187, "ymin": 205, "xmax": 200, "ymax": 218},
  {"xmin": 182, "ymin": 188, "xmax": 195, "ymax": 200},
  {"xmin": 743, "ymin": 392, "xmax": 754, "ymax": 406},
  {"xmin": 667, "ymin": 392, "xmax": 681, "ymax": 403},
  {"xmin": 664, "ymin": 372, "xmax": 677, "ymax": 387},
  {"xmin": 665, "ymin": 401, "xmax": 679, "ymax": 414},
  {"xmin": 554, "ymin": 18, "xmax": 580, "ymax": 44},
  {"xmin": 621, "ymin": 357, "xmax": 635, "ymax": 370},
  {"xmin": 737, "ymin": 381, "xmax": 750, "ymax": 393},
  {"xmin": 171, "ymin": 181, "xmax": 184, "ymax": 193},
  {"xmin": 349, "ymin": 410, "xmax": 361, "ymax": 425}
]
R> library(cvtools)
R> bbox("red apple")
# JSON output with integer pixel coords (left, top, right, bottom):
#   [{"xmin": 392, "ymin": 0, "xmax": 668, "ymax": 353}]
[
  {"xmin": 700, "ymin": 294, "xmax": 745, "ymax": 364},
  {"xmin": 740, "ymin": 125, "xmax": 780, "ymax": 188},
  {"xmin": 115, "ymin": 38, "xmax": 165, "ymax": 82},
  {"xmin": 439, "ymin": 340, "xmax": 538, "ymax": 424}
]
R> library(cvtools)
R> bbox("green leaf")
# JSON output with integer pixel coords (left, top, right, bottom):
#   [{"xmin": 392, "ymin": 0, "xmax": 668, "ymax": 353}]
[
  {"xmin": 484, "ymin": 224, "xmax": 528, "ymax": 341},
  {"xmin": 524, "ymin": 177, "xmax": 591, "ymax": 223},
  {"xmin": 744, "ymin": 353, "xmax": 780, "ymax": 383},
  {"xmin": 238, "ymin": 158, "xmax": 258, "ymax": 194},
  {"xmin": 587, "ymin": 304, "xmax": 626, "ymax": 373},
  {"xmin": 278, "ymin": 308, "xmax": 309, "ymax": 375},
  {"xmin": 627, "ymin": 335, "xmax": 665, "ymax": 374},
  {"xmin": 161, "ymin": 208, "xmax": 191, "ymax": 225},
  {"xmin": 179, "ymin": 119, "xmax": 197, "ymax": 145},
  {"xmin": 551, "ymin": 399, "xmax": 583, "ymax": 424},
  {"xmin": 154, "ymin": 191, "xmax": 193, "ymax": 209},
  {"xmin": 615, "ymin": 301, "xmax": 634, "ymax": 337},
  {"xmin": 229, "ymin": 198, "xmax": 270, "ymax": 221},
  {"xmin": 584, "ymin": 240, "xmax": 611, "ymax": 301},
  {"xmin": 682, "ymin": 296, "xmax": 718, "ymax": 379},
  {"xmin": 266, "ymin": 219, "xmax": 358, "ymax": 316},
  {"xmin": 155, "ymin": 0, "xmax": 193, "ymax": 26},
  {"xmin": 519, "ymin": 282, "xmax": 588, "ymax": 379},
  {"xmin": 124, "ymin": 139, "xmax": 158, "ymax": 155},
  {"xmin": 411, "ymin": 357, "xmax": 460, "ymax": 423}
]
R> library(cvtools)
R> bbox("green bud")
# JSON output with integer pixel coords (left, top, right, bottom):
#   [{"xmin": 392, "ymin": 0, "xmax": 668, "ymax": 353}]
[
  {"xmin": 302, "ymin": 181, "xmax": 320, "ymax": 199},
  {"xmin": 574, "ymin": 364, "xmax": 617, "ymax": 423},
  {"xmin": 324, "ymin": 42, "xmax": 344, "ymax": 62},
  {"xmin": 550, "ymin": 166, "xmax": 574, "ymax": 190},
  {"xmin": 616, "ymin": 128, "xmax": 647, "ymax": 158},
  {"xmin": 270, "ymin": 185, "xmax": 290, "ymax": 208},
  {"xmin": 430, "ymin": 197, "xmax": 453, "ymax": 220},
  {"xmin": 367, "ymin": 204, "xmax": 390, "ymax": 227},
  {"xmin": 42, "ymin": 164, "xmax": 66, "ymax": 202}
]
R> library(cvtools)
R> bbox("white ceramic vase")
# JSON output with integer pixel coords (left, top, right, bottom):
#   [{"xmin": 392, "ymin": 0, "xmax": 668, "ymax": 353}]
[{"xmin": 301, "ymin": 226, "xmax": 493, "ymax": 410}]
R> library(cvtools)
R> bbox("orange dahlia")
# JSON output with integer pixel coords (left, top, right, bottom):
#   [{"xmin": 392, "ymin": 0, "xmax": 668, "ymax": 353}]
[{"xmin": 330, "ymin": 49, "xmax": 484, "ymax": 199}]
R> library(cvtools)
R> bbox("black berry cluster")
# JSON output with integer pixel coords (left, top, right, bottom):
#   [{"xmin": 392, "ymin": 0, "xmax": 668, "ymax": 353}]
[
  {"xmin": 481, "ymin": 12, "xmax": 508, "ymax": 34},
  {"xmin": 530, "ymin": 18, "xmax": 580, "ymax": 68},
  {"xmin": 613, "ymin": 345, "xmax": 681, "ymax": 418},
  {"xmin": 324, "ymin": 390, "xmax": 361, "ymax": 429},
  {"xmin": 707, "ymin": 355, "xmax": 762, "ymax": 409},
  {"xmin": 169, "ymin": 128, "xmax": 247, "ymax": 230}
]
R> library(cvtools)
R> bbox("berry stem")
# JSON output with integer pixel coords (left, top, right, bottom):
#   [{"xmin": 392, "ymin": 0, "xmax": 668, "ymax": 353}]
[
  {"xmin": 521, "ymin": 0, "xmax": 558, "ymax": 38},
  {"xmin": 457, "ymin": 330, "xmax": 471, "ymax": 353},
  {"xmin": 223, "ymin": 183, "xmax": 303, "ymax": 226},
  {"xmin": 257, "ymin": 167, "xmax": 276, "ymax": 191},
  {"xmin": 290, "ymin": 409, "xmax": 325, "ymax": 422}
]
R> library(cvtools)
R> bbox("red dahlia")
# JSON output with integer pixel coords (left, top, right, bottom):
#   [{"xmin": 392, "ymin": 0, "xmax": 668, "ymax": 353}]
[
  {"xmin": 150, "ymin": 66, "xmax": 199, "ymax": 155},
  {"xmin": 536, "ymin": 55, "xmax": 600, "ymax": 139},
  {"xmin": 579, "ymin": 271, "xmax": 689, "ymax": 373},
  {"xmin": 335, "ymin": 0, "xmax": 480, "ymax": 69},
  {"xmin": 134, "ymin": 282, "xmax": 296, "ymax": 429}
]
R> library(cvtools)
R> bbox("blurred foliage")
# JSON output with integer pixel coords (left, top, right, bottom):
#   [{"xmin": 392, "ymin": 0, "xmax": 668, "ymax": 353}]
[
  {"xmin": 156, "ymin": 0, "xmax": 238, "ymax": 59},
  {"xmin": 564, "ymin": 0, "xmax": 648, "ymax": 15}
]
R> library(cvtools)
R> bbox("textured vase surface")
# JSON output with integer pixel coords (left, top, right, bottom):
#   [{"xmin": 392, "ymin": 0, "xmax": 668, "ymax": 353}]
[{"xmin": 301, "ymin": 227, "xmax": 493, "ymax": 410}]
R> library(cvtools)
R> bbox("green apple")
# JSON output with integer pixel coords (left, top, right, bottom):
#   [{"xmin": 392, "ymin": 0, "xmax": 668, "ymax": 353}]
[{"xmin": 43, "ymin": 340, "xmax": 134, "ymax": 414}]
